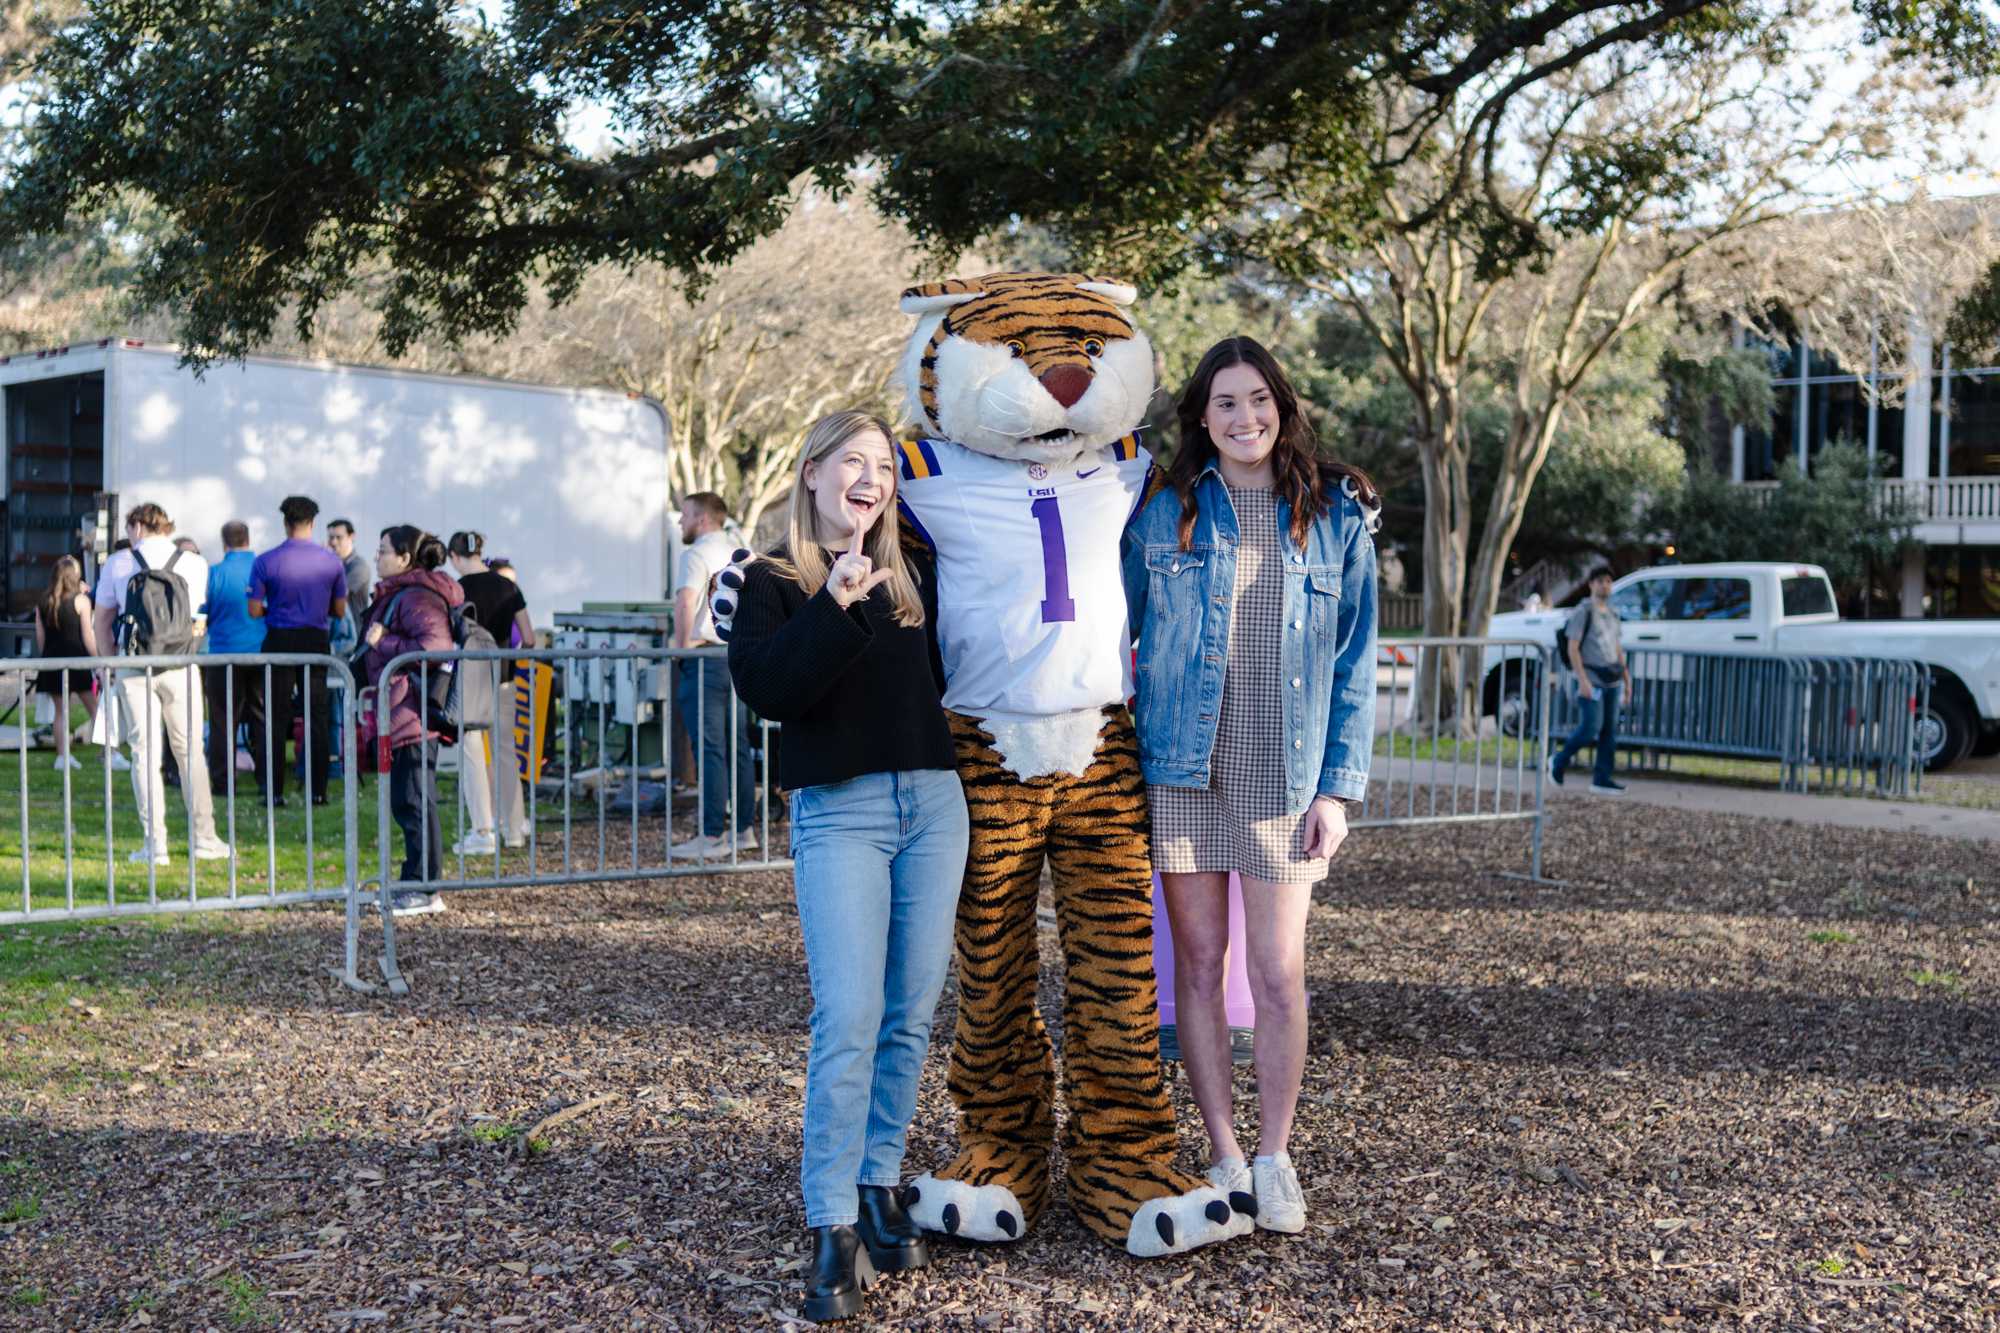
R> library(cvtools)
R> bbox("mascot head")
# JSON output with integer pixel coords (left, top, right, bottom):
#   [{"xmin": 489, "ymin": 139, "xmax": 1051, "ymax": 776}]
[{"xmin": 899, "ymin": 271, "xmax": 1155, "ymax": 466}]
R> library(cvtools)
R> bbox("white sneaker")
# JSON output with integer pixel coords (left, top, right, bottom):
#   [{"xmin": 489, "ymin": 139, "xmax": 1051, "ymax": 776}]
[
  {"xmin": 1252, "ymin": 1154, "xmax": 1307, "ymax": 1234},
  {"xmin": 193, "ymin": 842, "xmax": 233, "ymax": 862},
  {"xmin": 52, "ymin": 754, "xmax": 81, "ymax": 772},
  {"xmin": 128, "ymin": 846, "xmax": 170, "ymax": 867},
  {"xmin": 670, "ymin": 829, "xmax": 759, "ymax": 860},
  {"xmin": 108, "ymin": 750, "xmax": 132, "ymax": 772},
  {"xmin": 452, "ymin": 832, "xmax": 498, "ymax": 856},
  {"xmin": 390, "ymin": 891, "xmax": 446, "ymax": 917},
  {"xmin": 1207, "ymin": 1157, "xmax": 1255, "ymax": 1218}
]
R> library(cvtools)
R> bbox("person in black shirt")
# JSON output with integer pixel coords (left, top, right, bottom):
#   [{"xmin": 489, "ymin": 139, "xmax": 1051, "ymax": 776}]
[
  {"xmin": 721, "ymin": 410, "xmax": 966, "ymax": 1324},
  {"xmin": 446, "ymin": 531, "xmax": 533, "ymax": 853}
]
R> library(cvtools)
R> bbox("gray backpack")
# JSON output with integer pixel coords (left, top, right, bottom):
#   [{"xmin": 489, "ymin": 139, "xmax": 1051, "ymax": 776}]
[{"xmin": 118, "ymin": 549, "xmax": 199, "ymax": 655}]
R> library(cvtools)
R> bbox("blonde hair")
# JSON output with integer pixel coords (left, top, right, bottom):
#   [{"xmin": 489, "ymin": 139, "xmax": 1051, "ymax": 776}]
[{"xmin": 764, "ymin": 410, "xmax": 923, "ymax": 627}]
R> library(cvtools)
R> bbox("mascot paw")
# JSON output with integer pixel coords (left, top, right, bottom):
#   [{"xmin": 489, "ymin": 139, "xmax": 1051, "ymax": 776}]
[
  {"xmin": 902, "ymin": 1173, "xmax": 1027, "ymax": 1243},
  {"xmin": 707, "ymin": 548, "xmax": 755, "ymax": 642},
  {"xmin": 1126, "ymin": 1186, "xmax": 1255, "ymax": 1258}
]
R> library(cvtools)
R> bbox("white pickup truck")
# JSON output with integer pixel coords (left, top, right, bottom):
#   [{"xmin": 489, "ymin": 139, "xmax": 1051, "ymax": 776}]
[{"xmin": 1483, "ymin": 561, "xmax": 2000, "ymax": 769}]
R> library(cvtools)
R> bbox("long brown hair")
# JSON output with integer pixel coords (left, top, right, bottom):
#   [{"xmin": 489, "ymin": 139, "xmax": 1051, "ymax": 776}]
[
  {"xmin": 762, "ymin": 410, "xmax": 924, "ymax": 627},
  {"xmin": 40, "ymin": 555, "xmax": 84, "ymax": 627},
  {"xmin": 1167, "ymin": 336, "xmax": 1377, "ymax": 551}
]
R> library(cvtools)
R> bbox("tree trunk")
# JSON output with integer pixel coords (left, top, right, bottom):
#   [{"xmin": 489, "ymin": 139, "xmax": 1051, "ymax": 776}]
[{"xmin": 1413, "ymin": 416, "xmax": 1474, "ymax": 734}]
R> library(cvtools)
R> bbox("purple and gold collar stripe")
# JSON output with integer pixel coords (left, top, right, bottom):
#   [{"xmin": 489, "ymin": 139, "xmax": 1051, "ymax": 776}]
[{"xmin": 900, "ymin": 438, "xmax": 944, "ymax": 480}]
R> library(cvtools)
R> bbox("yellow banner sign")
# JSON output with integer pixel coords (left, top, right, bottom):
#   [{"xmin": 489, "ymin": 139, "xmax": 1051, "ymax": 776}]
[{"xmin": 512, "ymin": 662, "xmax": 555, "ymax": 784}]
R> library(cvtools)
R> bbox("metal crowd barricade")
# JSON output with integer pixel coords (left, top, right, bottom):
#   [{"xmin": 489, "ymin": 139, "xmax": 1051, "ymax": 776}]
[
  {"xmin": 1548, "ymin": 647, "xmax": 1927, "ymax": 798},
  {"xmin": 1357, "ymin": 638, "xmax": 1555, "ymax": 881},
  {"xmin": 359, "ymin": 645, "xmax": 789, "ymax": 994},
  {"xmin": 0, "ymin": 651, "xmax": 366, "ymax": 980}
]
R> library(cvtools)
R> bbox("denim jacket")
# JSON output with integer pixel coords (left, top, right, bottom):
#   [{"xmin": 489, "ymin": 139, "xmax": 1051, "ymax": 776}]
[{"xmin": 1121, "ymin": 466, "xmax": 1378, "ymax": 809}]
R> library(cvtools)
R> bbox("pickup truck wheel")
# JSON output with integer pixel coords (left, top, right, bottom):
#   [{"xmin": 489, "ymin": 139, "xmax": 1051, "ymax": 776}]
[
  {"xmin": 1483, "ymin": 665, "xmax": 1542, "ymax": 739},
  {"xmin": 1915, "ymin": 693, "xmax": 1975, "ymax": 771}
]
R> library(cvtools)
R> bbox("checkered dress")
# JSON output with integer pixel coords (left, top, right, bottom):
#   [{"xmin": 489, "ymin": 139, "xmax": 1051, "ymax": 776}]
[{"xmin": 1150, "ymin": 486, "xmax": 1329, "ymax": 886}]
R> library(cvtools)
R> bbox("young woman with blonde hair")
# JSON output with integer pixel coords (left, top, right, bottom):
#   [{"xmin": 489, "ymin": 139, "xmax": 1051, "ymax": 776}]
[{"xmin": 722, "ymin": 409, "xmax": 966, "ymax": 1323}]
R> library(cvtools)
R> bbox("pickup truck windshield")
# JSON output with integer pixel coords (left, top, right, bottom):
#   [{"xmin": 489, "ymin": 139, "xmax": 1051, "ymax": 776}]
[{"xmin": 1781, "ymin": 576, "xmax": 1836, "ymax": 618}]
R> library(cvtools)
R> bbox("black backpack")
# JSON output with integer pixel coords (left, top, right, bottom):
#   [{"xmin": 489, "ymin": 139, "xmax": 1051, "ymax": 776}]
[
  {"xmin": 1554, "ymin": 606, "xmax": 1587, "ymax": 672},
  {"xmin": 118, "ymin": 549, "xmax": 199, "ymax": 655}
]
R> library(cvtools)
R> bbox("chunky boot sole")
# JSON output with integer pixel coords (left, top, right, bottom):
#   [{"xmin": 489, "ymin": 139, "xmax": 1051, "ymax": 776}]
[
  {"xmin": 802, "ymin": 1248, "xmax": 877, "ymax": 1323},
  {"xmin": 861, "ymin": 1234, "xmax": 930, "ymax": 1273}
]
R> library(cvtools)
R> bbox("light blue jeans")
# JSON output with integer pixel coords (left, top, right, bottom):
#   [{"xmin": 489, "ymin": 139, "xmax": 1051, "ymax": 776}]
[{"xmin": 791, "ymin": 768, "xmax": 968, "ymax": 1228}]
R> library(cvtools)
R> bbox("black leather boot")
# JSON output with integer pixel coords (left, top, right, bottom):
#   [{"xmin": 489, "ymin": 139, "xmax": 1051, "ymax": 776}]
[
  {"xmin": 802, "ymin": 1225, "xmax": 875, "ymax": 1323},
  {"xmin": 857, "ymin": 1184, "xmax": 931, "ymax": 1271}
]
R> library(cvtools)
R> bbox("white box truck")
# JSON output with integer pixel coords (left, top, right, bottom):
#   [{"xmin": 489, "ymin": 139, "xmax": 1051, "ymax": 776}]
[{"xmin": 0, "ymin": 338, "xmax": 671, "ymax": 624}]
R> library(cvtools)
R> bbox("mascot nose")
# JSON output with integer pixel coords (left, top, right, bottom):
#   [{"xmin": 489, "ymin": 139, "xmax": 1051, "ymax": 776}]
[{"xmin": 1038, "ymin": 364, "xmax": 1092, "ymax": 409}]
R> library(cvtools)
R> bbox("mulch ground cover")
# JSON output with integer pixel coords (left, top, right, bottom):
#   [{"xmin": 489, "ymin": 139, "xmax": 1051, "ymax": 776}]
[{"xmin": 0, "ymin": 802, "xmax": 1994, "ymax": 1329}]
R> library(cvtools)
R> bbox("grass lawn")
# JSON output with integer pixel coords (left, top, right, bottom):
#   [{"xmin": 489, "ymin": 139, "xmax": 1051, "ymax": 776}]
[{"xmin": 0, "ymin": 700, "xmax": 488, "ymax": 915}]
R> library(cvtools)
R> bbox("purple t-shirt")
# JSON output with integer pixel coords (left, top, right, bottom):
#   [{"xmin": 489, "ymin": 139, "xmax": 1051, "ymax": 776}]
[{"xmin": 249, "ymin": 539, "xmax": 348, "ymax": 630}]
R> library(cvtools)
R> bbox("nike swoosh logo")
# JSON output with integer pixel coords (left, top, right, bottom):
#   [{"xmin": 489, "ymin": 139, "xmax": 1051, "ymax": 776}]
[{"xmin": 1076, "ymin": 467, "xmax": 1101, "ymax": 479}]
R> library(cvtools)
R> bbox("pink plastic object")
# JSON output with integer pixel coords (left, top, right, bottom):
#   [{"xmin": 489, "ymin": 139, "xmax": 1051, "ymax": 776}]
[{"xmin": 1152, "ymin": 871, "xmax": 1257, "ymax": 1029}]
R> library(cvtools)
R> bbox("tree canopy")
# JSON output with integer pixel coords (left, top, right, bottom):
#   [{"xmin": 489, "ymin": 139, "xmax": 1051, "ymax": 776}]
[{"xmin": 2, "ymin": 0, "xmax": 1995, "ymax": 361}]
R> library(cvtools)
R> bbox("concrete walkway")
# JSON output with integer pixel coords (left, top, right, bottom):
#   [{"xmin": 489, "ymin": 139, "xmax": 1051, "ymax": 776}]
[
  {"xmin": 1545, "ymin": 770, "xmax": 2000, "ymax": 841},
  {"xmin": 1365, "ymin": 751, "xmax": 2000, "ymax": 843}
]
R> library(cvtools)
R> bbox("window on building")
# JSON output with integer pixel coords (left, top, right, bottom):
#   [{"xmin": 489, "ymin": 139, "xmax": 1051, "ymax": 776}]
[
  {"xmin": 1946, "ymin": 368, "xmax": 2000, "ymax": 478},
  {"xmin": 1875, "ymin": 380, "xmax": 1944, "ymax": 479},
  {"xmin": 1805, "ymin": 378, "xmax": 1869, "ymax": 467},
  {"xmin": 1926, "ymin": 545, "xmax": 2000, "ymax": 618}
]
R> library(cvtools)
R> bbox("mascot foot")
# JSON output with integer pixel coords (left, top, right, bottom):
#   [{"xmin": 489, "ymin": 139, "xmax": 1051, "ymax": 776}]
[
  {"xmin": 1126, "ymin": 1185, "xmax": 1256, "ymax": 1258},
  {"xmin": 902, "ymin": 1173, "xmax": 1027, "ymax": 1243}
]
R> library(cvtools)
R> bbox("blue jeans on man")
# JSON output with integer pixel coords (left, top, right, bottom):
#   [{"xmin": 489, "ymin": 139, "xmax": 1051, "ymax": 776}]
[
  {"xmin": 789, "ymin": 769, "xmax": 968, "ymax": 1226},
  {"xmin": 1553, "ymin": 669, "xmax": 1622, "ymax": 785},
  {"xmin": 676, "ymin": 656, "xmax": 756, "ymax": 838}
]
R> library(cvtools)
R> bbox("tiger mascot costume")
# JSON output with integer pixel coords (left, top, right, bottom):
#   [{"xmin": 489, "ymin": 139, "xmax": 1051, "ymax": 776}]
[{"xmin": 715, "ymin": 271, "xmax": 1246, "ymax": 1257}]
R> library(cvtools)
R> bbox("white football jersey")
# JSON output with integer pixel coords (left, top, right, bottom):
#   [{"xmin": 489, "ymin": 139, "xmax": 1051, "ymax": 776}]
[{"xmin": 896, "ymin": 432, "xmax": 1153, "ymax": 718}]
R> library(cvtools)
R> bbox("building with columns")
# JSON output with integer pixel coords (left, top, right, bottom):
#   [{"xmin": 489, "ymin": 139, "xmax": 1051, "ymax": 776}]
[{"xmin": 1734, "ymin": 324, "xmax": 2000, "ymax": 618}]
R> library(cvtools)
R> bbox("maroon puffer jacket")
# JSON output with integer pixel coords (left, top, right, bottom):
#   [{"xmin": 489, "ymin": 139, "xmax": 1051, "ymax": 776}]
[{"xmin": 360, "ymin": 568, "xmax": 465, "ymax": 750}]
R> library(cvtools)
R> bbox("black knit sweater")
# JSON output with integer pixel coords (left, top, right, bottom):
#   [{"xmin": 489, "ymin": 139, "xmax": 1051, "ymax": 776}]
[{"xmin": 726, "ymin": 548, "xmax": 956, "ymax": 790}]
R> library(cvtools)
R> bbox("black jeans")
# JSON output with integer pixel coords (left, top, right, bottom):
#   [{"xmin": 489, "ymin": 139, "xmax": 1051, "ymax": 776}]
[
  {"xmin": 390, "ymin": 740, "xmax": 441, "ymax": 885},
  {"xmin": 201, "ymin": 662, "xmax": 270, "ymax": 796},
  {"xmin": 263, "ymin": 625, "xmax": 332, "ymax": 801}
]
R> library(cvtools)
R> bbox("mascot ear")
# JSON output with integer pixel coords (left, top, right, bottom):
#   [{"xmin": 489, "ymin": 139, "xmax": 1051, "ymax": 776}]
[
  {"xmin": 901, "ymin": 279, "xmax": 987, "ymax": 316},
  {"xmin": 1074, "ymin": 279, "xmax": 1138, "ymax": 307}
]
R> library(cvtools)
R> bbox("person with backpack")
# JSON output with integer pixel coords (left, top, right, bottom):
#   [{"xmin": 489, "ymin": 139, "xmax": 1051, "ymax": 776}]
[
  {"xmin": 89, "ymin": 502, "xmax": 231, "ymax": 867},
  {"xmin": 358, "ymin": 526, "xmax": 464, "ymax": 915},
  {"xmin": 247, "ymin": 495, "xmax": 349, "ymax": 808},
  {"xmin": 1550, "ymin": 566, "xmax": 1630, "ymax": 795}
]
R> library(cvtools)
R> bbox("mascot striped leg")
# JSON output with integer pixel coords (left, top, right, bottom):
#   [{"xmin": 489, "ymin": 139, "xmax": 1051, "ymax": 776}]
[{"xmin": 903, "ymin": 710, "xmax": 1253, "ymax": 1256}]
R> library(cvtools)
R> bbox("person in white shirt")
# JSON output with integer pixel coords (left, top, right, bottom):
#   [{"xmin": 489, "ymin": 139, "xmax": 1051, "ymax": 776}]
[
  {"xmin": 671, "ymin": 492, "xmax": 757, "ymax": 857},
  {"xmin": 91, "ymin": 502, "xmax": 230, "ymax": 866}
]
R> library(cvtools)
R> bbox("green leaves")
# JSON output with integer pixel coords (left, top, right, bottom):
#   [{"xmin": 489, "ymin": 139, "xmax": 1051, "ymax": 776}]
[{"xmin": 2, "ymin": 1, "xmax": 1995, "ymax": 363}]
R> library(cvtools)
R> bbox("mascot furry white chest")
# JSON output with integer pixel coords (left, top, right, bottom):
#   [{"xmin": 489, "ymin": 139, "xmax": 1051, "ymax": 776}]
[{"xmin": 891, "ymin": 272, "xmax": 1250, "ymax": 1257}]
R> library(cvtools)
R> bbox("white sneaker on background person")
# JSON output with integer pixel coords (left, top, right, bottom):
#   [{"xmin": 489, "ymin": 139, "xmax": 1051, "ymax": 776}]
[
  {"xmin": 52, "ymin": 754, "xmax": 81, "ymax": 772},
  {"xmin": 452, "ymin": 831, "xmax": 498, "ymax": 857},
  {"xmin": 193, "ymin": 841, "xmax": 233, "ymax": 862},
  {"xmin": 669, "ymin": 828, "xmax": 760, "ymax": 860},
  {"xmin": 1252, "ymin": 1153, "xmax": 1307, "ymax": 1234},
  {"xmin": 390, "ymin": 891, "xmax": 446, "ymax": 917},
  {"xmin": 128, "ymin": 845, "xmax": 170, "ymax": 867},
  {"xmin": 108, "ymin": 750, "xmax": 132, "ymax": 772}
]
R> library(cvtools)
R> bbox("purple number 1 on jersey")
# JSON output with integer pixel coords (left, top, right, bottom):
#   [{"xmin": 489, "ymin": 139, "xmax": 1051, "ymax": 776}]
[{"xmin": 1030, "ymin": 496, "xmax": 1076, "ymax": 623}]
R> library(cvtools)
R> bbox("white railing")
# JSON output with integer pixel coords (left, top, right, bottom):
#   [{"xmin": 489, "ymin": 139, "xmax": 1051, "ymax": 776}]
[{"xmin": 1739, "ymin": 476, "xmax": 2000, "ymax": 523}]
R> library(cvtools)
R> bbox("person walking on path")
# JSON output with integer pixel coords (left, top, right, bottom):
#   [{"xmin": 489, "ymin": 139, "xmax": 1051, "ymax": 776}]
[
  {"xmin": 200, "ymin": 521, "xmax": 270, "ymax": 799},
  {"xmin": 90, "ymin": 502, "xmax": 230, "ymax": 866},
  {"xmin": 1550, "ymin": 567, "xmax": 1630, "ymax": 795},
  {"xmin": 724, "ymin": 411, "xmax": 966, "ymax": 1323},
  {"xmin": 1123, "ymin": 336, "xmax": 1379, "ymax": 1237},
  {"xmin": 672, "ymin": 491, "xmax": 758, "ymax": 858},
  {"xmin": 446, "ymin": 530, "xmax": 532, "ymax": 854},
  {"xmin": 248, "ymin": 495, "xmax": 348, "ymax": 807},
  {"xmin": 33, "ymin": 555, "xmax": 100, "ymax": 771},
  {"xmin": 359, "ymin": 526, "xmax": 463, "ymax": 915}
]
